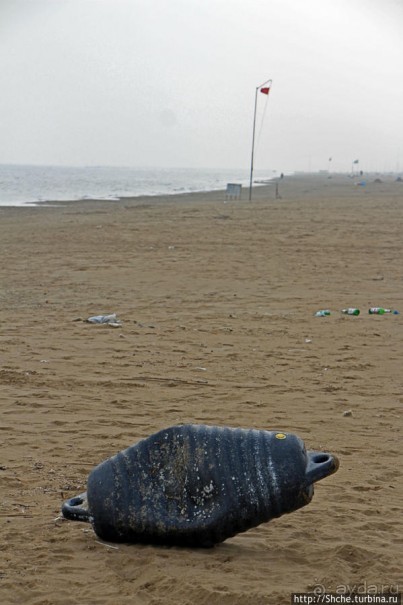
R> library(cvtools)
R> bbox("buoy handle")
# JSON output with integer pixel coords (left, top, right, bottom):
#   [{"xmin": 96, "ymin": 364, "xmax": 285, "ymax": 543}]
[
  {"xmin": 305, "ymin": 450, "xmax": 339, "ymax": 483},
  {"xmin": 61, "ymin": 492, "xmax": 91, "ymax": 522}
]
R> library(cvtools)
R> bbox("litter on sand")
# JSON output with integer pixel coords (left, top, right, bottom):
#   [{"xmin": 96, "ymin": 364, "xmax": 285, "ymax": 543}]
[{"xmin": 86, "ymin": 313, "xmax": 122, "ymax": 327}]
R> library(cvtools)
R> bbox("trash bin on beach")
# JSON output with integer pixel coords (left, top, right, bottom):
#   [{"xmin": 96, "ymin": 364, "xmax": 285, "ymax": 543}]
[{"xmin": 62, "ymin": 424, "xmax": 339, "ymax": 547}]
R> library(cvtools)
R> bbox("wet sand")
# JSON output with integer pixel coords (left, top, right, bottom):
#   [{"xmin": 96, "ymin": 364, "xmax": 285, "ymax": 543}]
[{"xmin": 1, "ymin": 173, "xmax": 402, "ymax": 604}]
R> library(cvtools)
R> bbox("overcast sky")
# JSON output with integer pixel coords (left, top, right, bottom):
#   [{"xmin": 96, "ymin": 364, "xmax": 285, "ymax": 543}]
[{"xmin": 1, "ymin": 0, "xmax": 402, "ymax": 173}]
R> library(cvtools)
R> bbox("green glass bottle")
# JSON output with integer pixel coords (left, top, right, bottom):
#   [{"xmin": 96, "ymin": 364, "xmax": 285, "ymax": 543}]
[
  {"xmin": 369, "ymin": 307, "xmax": 388, "ymax": 315},
  {"xmin": 342, "ymin": 308, "xmax": 360, "ymax": 315}
]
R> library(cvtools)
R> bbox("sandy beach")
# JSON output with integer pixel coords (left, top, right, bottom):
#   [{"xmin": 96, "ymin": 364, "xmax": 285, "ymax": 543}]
[{"xmin": 1, "ymin": 173, "xmax": 402, "ymax": 604}]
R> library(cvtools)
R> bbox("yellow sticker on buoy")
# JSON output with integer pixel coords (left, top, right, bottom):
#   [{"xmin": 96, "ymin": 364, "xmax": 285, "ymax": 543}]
[{"xmin": 275, "ymin": 433, "xmax": 286, "ymax": 439}]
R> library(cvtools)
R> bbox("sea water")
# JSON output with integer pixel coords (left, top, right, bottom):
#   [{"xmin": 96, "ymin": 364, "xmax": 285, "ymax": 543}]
[{"xmin": 0, "ymin": 164, "xmax": 277, "ymax": 206}]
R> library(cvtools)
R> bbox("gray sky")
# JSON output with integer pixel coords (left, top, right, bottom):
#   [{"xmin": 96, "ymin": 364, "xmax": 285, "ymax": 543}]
[{"xmin": 1, "ymin": 0, "xmax": 402, "ymax": 173}]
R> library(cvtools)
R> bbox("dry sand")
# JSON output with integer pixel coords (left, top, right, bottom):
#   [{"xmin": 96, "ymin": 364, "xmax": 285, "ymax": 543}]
[{"xmin": 1, "ymin": 173, "xmax": 402, "ymax": 604}]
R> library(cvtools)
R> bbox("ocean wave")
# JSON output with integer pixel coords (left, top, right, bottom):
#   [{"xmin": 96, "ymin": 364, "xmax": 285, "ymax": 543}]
[{"xmin": 0, "ymin": 164, "xmax": 278, "ymax": 206}]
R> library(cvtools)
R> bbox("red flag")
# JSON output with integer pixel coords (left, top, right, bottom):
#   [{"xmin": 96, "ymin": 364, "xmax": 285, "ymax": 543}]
[{"xmin": 260, "ymin": 87, "xmax": 270, "ymax": 95}]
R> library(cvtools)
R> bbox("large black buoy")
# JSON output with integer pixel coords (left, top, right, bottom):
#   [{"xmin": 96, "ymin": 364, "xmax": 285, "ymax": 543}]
[{"xmin": 62, "ymin": 424, "xmax": 339, "ymax": 547}]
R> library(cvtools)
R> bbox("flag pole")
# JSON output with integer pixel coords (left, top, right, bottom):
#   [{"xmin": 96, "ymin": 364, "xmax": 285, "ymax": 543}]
[{"xmin": 249, "ymin": 78, "xmax": 272, "ymax": 201}]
